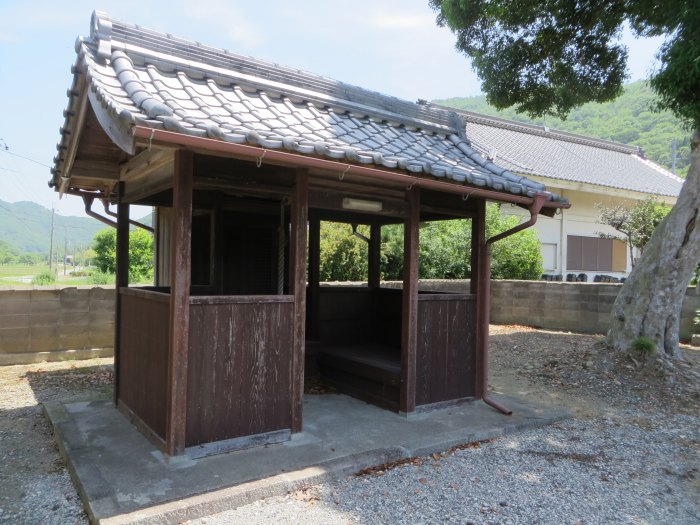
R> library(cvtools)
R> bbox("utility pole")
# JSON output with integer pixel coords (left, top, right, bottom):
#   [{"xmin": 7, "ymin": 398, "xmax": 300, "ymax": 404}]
[
  {"xmin": 48, "ymin": 207, "xmax": 55, "ymax": 273},
  {"xmin": 63, "ymin": 232, "xmax": 67, "ymax": 276}
]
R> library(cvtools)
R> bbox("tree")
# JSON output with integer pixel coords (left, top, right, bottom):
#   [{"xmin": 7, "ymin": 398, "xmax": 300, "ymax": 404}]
[
  {"xmin": 379, "ymin": 205, "xmax": 542, "ymax": 281},
  {"xmin": 596, "ymin": 197, "xmax": 671, "ymax": 268},
  {"xmin": 92, "ymin": 228, "xmax": 154, "ymax": 282},
  {"xmin": 431, "ymin": 0, "xmax": 700, "ymax": 359}
]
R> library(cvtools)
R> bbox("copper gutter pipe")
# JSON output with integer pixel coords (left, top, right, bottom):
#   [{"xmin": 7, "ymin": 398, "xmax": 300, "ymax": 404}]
[
  {"xmin": 132, "ymin": 127, "xmax": 568, "ymax": 213},
  {"xmin": 82, "ymin": 195, "xmax": 118, "ymax": 228},
  {"xmin": 479, "ymin": 194, "xmax": 548, "ymax": 415},
  {"xmin": 101, "ymin": 199, "xmax": 154, "ymax": 233}
]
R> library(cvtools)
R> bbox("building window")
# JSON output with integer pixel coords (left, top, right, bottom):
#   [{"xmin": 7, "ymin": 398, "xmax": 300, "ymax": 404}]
[{"xmin": 567, "ymin": 235, "xmax": 627, "ymax": 272}]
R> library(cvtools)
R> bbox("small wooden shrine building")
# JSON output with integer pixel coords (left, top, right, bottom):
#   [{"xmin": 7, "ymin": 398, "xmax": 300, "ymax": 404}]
[{"xmin": 50, "ymin": 12, "xmax": 568, "ymax": 456}]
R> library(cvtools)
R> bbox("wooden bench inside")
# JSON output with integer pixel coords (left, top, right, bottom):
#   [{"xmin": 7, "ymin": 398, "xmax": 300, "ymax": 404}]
[{"xmin": 316, "ymin": 343, "xmax": 401, "ymax": 411}]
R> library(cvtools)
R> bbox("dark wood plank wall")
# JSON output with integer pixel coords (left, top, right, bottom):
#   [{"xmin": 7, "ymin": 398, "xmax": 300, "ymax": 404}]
[
  {"xmin": 186, "ymin": 297, "xmax": 294, "ymax": 446},
  {"xmin": 118, "ymin": 289, "xmax": 170, "ymax": 440},
  {"xmin": 317, "ymin": 288, "xmax": 374, "ymax": 344},
  {"xmin": 416, "ymin": 294, "xmax": 476, "ymax": 406}
]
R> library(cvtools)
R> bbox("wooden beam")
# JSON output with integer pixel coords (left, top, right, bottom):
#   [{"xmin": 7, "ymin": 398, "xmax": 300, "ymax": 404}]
[
  {"xmin": 120, "ymin": 148, "xmax": 174, "ymax": 183},
  {"xmin": 165, "ymin": 150, "xmax": 193, "ymax": 456},
  {"xmin": 400, "ymin": 188, "xmax": 420, "ymax": 414},
  {"xmin": 472, "ymin": 198, "xmax": 486, "ymax": 398},
  {"xmin": 114, "ymin": 182, "xmax": 129, "ymax": 405},
  {"xmin": 71, "ymin": 159, "xmax": 121, "ymax": 180},
  {"xmin": 290, "ymin": 168, "xmax": 309, "ymax": 433},
  {"xmin": 368, "ymin": 223, "xmax": 381, "ymax": 289},
  {"xmin": 308, "ymin": 213, "xmax": 321, "ymax": 340}
]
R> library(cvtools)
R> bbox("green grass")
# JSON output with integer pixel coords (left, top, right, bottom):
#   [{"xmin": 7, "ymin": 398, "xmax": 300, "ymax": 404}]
[
  {"xmin": 0, "ymin": 264, "xmax": 50, "ymax": 278},
  {"xmin": 0, "ymin": 264, "xmax": 110, "ymax": 286}
]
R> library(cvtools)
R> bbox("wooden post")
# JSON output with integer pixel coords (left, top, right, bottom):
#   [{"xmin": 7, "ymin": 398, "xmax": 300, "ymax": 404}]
[
  {"xmin": 165, "ymin": 150, "xmax": 193, "ymax": 455},
  {"xmin": 368, "ymin": 223, "xmax": 381, "ymax": 289},
  {"xmin": 114, "ymin": 182, "xmax": 129, "ymax": 404},
  {"xmin": 290, "ymin": 168, "xmax": 308, "ymax": 432},
  {"xmin": 473, "ymin": 198, "xmax": 486, "ymax": 398},
  {"xmin": 307, "ymin": 213, "xmax": 320, "ymax": 340},
  {"xmin": 400, "ymin": 188, "xmax": 419, "ymax": 414}
]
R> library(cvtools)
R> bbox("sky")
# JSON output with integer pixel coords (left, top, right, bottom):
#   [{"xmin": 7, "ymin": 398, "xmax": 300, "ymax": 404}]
[{"xmin": 0, "ymin": 0, "xmax": 665, "ymax": 219}]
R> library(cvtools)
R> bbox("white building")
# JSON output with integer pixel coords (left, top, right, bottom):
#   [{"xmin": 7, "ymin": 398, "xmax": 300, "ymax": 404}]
[{"xmin": 451, "ymin": 110, "xmax": 684, "ymax": 280}]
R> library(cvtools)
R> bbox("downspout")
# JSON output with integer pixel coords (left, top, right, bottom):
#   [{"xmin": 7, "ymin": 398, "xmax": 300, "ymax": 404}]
[
  {"xmin": 481, "ymin": 194, "xmax": 547, "ymax": 415},
  {"xmin": 82, "ymin": 195, "xmax": 117, "ymax": 228},
  {"xmin": 101, "ymin": 199, "xmax": 154, "ymax": 233}
]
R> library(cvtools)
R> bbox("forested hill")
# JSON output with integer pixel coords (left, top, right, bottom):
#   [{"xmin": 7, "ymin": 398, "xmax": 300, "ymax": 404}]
[
  {"xmin": 0, "ymin": 199, "xmax": 104, "ymax": 254},
  {"xmin": 434, "ymin": 80, "xmax": 691, "ymax": 176}
]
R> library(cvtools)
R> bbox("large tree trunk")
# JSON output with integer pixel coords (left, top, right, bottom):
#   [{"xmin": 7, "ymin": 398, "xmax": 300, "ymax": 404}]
[{"xmin": 608, "ymin": 131, "xmax": 700, "ymax": 359}]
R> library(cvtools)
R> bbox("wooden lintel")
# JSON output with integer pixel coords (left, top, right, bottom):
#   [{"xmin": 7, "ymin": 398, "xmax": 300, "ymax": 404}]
[
  {"xmin": 290, "ymin": 168, "xmax": 309, "ymax": 433},
  {"xmin": 400, "ymin": 188, "xmax": 420, "ymax": 415},
  {"xmin": 194, "ymin": 177, "xmax": 292, "ymax": 199},
  {"xmin": 165, "ymin": 150, "xmax": 193, "ymax": 456}
]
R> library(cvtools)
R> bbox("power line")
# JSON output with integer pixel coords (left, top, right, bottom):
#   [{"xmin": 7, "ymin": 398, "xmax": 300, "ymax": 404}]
[{"xmin": 0, "ymin": 140, "xmax": 53, "ymax": 169}]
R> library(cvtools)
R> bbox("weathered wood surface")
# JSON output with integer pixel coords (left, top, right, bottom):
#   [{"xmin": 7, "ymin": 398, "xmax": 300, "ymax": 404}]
[
  {"xmin": 290, "ymin": 168, "xmax": 308, "ymax": 433},
  {"xmin": 416, "ymin": 294, "xmax": 476, "ymax": 406},
  {"xmin": 186, "ymin": 299, "xmax": 294, "ymax": 446},
  {"xmin": 114, "ymin": 185, "xmax": 129, "ymax": 403},
  {"xmin": 401, "ymin": 188, "xmax": 420, "ymax": 414},
  {"xmin": 118, "ymin": 290, "xmax": 170, "ymax": 440},
  {"xmin": 166, "ymin": 149, "xmax": 193, "ymax": 456}
]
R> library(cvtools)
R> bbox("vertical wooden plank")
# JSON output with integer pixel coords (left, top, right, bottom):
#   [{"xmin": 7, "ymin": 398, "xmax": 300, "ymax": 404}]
[
  {"xmin": 368, "ymin": 223, "xmax": 381, "ymax": 289},
  {"xmin": 166, "ymin": 150, "xmax": 193, "ymax": 456},
  {"xmin": 114, "ymin": 182, "xmax": 129, "ymax": 404},
  {"xmin": 308, "ymin": 213, "xmax": 320, "ymax": 340},
  {"xmin": 400, "ymin": 188, "xmax": 419, "ymax": 414},
  {"xmin": 470, "ymin": 212, "xmax": 481, "ymax": 296},
  {"xmin": 290, "ymin": 168, "xmax": 308, "ymax": 432},
  {"xmin": 473, "ymin": 198, "xmax": 487, "ymax": 399}
]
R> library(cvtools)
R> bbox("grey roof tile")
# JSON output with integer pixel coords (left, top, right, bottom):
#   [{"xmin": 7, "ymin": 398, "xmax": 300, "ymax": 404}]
[
  {"xmin": 53, "ymin": 12, "xmax": 568, "ymax": 204},
  {"xmin": 435, "ymin": 109, "xmax": 683, "ymax": 198}
]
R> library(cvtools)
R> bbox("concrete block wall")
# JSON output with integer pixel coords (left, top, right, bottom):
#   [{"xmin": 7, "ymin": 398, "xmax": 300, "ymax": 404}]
[
  {"xmin": 0, "ymin": 286, "xmax": 115, "ymax": 365},
  {"xmin": 411, "ymin": 279, "xmax": 698, "ymax": 342},
  {"xmin": 0, "ymin": 282, "xmax": 697, "ymax": 365}
]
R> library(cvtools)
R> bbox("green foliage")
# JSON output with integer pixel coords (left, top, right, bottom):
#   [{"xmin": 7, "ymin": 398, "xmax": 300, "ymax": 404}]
[
  {"xmin": 434, "ymin": 81, "xmax": 692, "ymax": 175},
  {"xmin": 328, "ymin": 204, "xmax": 542, "ymax": 282},
  {"xmin": 319, "ymin": 222, "xmax": 369, "ymax": 281},
  {"xmin": 31, "ymin": 271, "xmax": 56, "ymax": 285},
  {"xmin": 89, "ymin": 271, "xmax": 114, "ymax": 285},
  {"xmin": 0, "ymin": 240, "xmax": 20, "ymax": 264},
  {"xmin": 92, "ymin": 228, "xmax": 154, "ymax": 283},
  {"xmin": 631, "ymin": 336, "xmax": 656, "ymax": 354},
  {"xmin": 486, "ymin": 205, "xmax": 543, "ymax": 280},
  {"xmin": 431, "ymin": 0, "xmax": 699, "ymax": 129},
  {"xmin": 93, "ymin": 229, "xmax": 116, "ymax": 274},
  {"xmin": 596, "ymin": 197, "xmax": 671, "ymax": 264}
]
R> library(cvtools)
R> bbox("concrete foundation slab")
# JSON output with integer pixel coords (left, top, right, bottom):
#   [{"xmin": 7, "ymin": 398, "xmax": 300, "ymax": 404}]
[{"xmin": 45, "ymin": 393, "xmax": 569, "ymax": 525}]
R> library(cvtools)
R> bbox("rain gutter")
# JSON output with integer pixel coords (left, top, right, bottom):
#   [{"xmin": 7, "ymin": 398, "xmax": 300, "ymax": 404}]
[
  {"xmin": 132, "ymin": 127, "xmax": 568, "ymax": 213},
  {"xmin": 479, "ymin": 194, "xmax": 548, "ymax": 415}
]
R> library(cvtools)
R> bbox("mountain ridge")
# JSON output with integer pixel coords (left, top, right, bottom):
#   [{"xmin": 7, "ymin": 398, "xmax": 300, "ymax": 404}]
[{"xmin": 0, "ymin": 199, "xmax": 105, "ymax": 254}]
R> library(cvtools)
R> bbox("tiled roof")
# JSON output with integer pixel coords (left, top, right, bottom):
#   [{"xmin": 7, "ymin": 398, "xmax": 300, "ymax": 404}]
[
  {"xmin": 440, "ymin": 110, "xmax": 683, "ymax": 198},
  {"xmin": 52, "ymin": 12, "xmax": 566, "ymax": 204}
]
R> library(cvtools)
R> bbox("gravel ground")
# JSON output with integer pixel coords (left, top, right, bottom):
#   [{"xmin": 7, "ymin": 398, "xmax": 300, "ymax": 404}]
[{"xmin": 0, "ymin": 328, "xmax": 698, "ymax": 525}]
